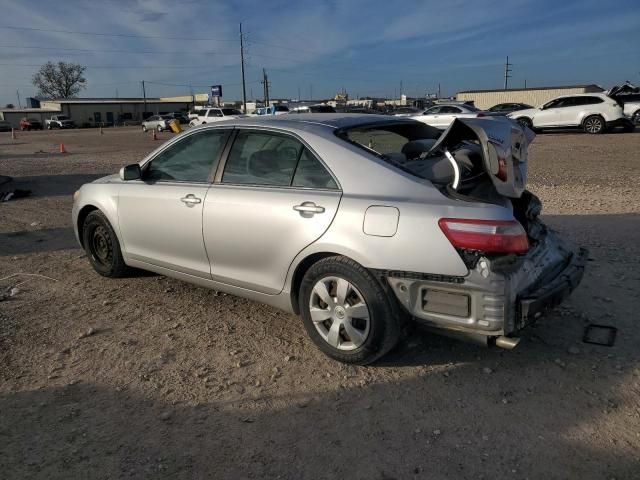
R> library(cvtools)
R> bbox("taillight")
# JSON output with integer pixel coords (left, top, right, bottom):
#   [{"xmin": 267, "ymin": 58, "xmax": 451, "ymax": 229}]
[
  {"xmin": 497, "ymin": 155, "xmax": 508, "ymax": 181},
  {"xmin": 438, "ymin": 218, "xmax": 529, "ymax": 254},
  {"xmin": 476, "ymin": 112, "xmax": 485, "ymax": 117}
]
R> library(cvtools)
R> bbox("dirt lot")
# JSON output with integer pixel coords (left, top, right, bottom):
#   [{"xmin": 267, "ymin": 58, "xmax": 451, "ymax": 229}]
[{"xmin": 1, "ymin": 126, "xmax": 639, "ymax": 479}]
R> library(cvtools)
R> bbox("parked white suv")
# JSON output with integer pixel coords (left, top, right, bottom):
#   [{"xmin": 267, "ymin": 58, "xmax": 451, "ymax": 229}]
[
  {"xmin": 189, "ymin": 108, "xmax": 245, "ymax": 126},
  {"xmin": 508, "ymin": 93, "xmax": 633, "ymax": 134}
]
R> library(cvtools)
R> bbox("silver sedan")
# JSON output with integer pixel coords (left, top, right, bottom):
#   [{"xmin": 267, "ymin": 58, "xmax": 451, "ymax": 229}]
[{"xmin": 72, "ymin": 114, "xmax": 585, "ymax": 364}]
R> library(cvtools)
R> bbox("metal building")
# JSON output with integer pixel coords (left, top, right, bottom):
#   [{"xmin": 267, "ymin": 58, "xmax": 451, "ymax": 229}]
[{"xmin": 456, "ymin": 84, "xmax": 604, "ymax": 110}]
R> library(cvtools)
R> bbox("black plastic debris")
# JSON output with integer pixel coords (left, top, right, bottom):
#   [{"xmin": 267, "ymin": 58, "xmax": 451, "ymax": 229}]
[
  {"xmin": 583, "ymin": 324, "xmax": 617, "ymax": 347},
  {"xmin": 0, "ymin": 189, "xmax": 31, "ymax": 202}
]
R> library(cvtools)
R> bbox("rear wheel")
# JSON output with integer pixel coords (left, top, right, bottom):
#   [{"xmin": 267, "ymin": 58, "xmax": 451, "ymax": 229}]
[
  {"xmin": 583, "ymin": 115, "xmax": 605, "ymax": 134},
  {"xmin": 82, "ymin": 210, "xmax": 129, "ymax": 278},
  {"xmin": 142, "ymin": 125, "xmax": 147, "ymax": 132},
  {"xmin": 632, "ymin": 110, "xmax": 640, "ymax": 125},
  {"xmin": 156, "ymin": 124, "xmax": 163, "ymax": 132},
  {"xmin": 299, "ymin": 256, "xmax": 400, "ymax": 365}
]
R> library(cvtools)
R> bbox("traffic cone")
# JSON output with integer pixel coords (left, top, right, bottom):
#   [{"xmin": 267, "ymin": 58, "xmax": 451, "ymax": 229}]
[
  {"xmin": 152, "ymin": 129, "xmax": 157, "ymax": 140},
  {"xmin": 11, "ymin": 128, "xmax": 16, "ymax": 140},
  {"xmin": 59, "ymin": 143, "xmax": 66, "ymax": 154}
]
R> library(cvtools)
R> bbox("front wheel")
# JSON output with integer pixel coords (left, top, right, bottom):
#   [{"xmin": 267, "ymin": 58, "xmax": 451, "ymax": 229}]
[
  {"xmin": 516, "ymin": 117, "xmax": 533, "ymax": 129},
  {"xmin": 299, "ymin": 256, "xmax": 400, "ymax": 365},
  {"xmin": 583, "ymin": 115, "xmax": 605, "ymax": 134},
  {"xmin": 82, "ymin": 210, "xmax": 129, "ymax": 278},
  {"xmin": 142, "ymin": 125, "xmax": 147, "ymax": 132},
  {"xmin": 156, "ymin": 125, "xmax": 163, "ymax": 132}
]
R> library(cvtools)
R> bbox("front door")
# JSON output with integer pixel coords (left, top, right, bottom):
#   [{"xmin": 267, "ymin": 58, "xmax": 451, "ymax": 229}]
[
  {"xmin": 118, "ymin": 129, "xmax": 230, "ymax": 277},
  {"xmin": 203, "ymin": 129, "xmax": 342, "ymax": 294}
]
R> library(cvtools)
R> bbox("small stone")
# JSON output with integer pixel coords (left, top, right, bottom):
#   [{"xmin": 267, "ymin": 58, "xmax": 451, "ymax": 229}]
[
  {"xmin": 254, "ymin": 380, "xmax": 261, "ymax": 387},
  {"xmin": 432, "ymin": 429, "xmax": 441, "ymax": 436},
  {"xmin": 482, "ymin": 367, "xmax": 493, "ymax": 374},
  {"xmin": 442, "ymin": 371, "xmax": 450, "ymax": 378},
  {"xmin": 554, "ymin": 358, "xmax": 566, "ymax": 368},
  {"xmin": 568, "ymin": 346, "xmax": 580, "ymax": 355},
  {"xmin": 414, "ymin": 428, "xmax": 421, "ymax": 434},
  {"xmin": 501, "ymin": 398, "xmax": 509, "ymax": 405},
  {"xmin": 30, "ymin": 222, "xmax": 40, "ymax": 227},
  {"xmin": 241, "ymin": 417, "xmax": 254, "ymax": 423},
  {"xmin": 284, "ymin": 355, "xmax": 293, "ymax": 362},
  {"xmin": 159, "ymin": 411, "xmax": 172, "ymax": 421},
  {"xmin": 102, "ymin": 300, "xmax": 110, "ymax": 306},
  {"xmin": 9, "ymin": 287, "xmax": 20, "ymax": 297},
  {"xmin": 79, "ymin": 327, "xmax": 97, "ymax": 339}
]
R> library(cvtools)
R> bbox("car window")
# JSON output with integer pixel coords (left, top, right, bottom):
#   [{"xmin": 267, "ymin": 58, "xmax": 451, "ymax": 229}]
[
  {"xmin": 144, "ymin": 130, "xmax": 228, "ymax": 183},
  {"xmin": 442, "ymin": 106, "xmax": 462, "ymax": 113},
  {"xmin": 580, "ymin": 96, "xmax": 604, "ymax": 105},
  {"xmin": 208, "ymin": 109, "xmax": 223, "ymax": 117},
  {"xmin": 292, "ymin": 148, "xmax": 337, "ymax": 189},
  {"xmin": 424, "ymin": 107, "xmax": 441, "ymax": 114},
  {"xmin": 222, "ymin": 131, "xmax": 304, "ymax": 186}
]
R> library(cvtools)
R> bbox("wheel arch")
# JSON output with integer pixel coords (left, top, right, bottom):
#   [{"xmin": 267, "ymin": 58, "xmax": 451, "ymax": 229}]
[{"xmin": 289, "ymin": 251, "xmax": 342, "ymax": 314}]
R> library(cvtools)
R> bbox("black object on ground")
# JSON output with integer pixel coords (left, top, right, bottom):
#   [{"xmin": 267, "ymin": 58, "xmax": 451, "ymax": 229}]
[
  {"xmin": 583, "ymin": 324, "xmax": 617, "ymax": 347},
  {"xmin": 0, "ymin": 189, "xmax": 31, "ymax": 202}
]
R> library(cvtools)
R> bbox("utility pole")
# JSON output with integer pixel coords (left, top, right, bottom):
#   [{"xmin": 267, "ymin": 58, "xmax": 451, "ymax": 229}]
[
  {"xmin": 298, "ymin": 85, "xmax": 301, "ymax": 102},
  {"xmin": 310, "ymin": 84, "xmax": 313, "ymax": 101},
  {"xmin": 400, "ymin": 80, "xmax": 403, "ymax": 99},
  {"xmin": 239, "ymin": 23, "xmax": 247, "ymax": 113},
  {"xmin": 262, "ymin": 68, "xmax": 270, "ymax": 107},
  {"xmin": 504, "ymin": 56, "xmax": 512, "ymax": 90},
  {"xmin": 141, "ymin": 80, "xmax": 147, "ymax": 118},
  {"xmin": 16, "ymin": 89, "xmax": 21, "ymax": 108},
  {"xmin": 524, "ymin": 79, "xmax": 527, "ymax": 89},
  {"xmin": 438, "ymin": 83, "xmax": 441, "ymax": 99}
]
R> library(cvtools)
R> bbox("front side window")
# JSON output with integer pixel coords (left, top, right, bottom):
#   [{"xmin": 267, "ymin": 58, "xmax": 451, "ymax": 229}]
[
  {"xmin": 424, "ymin": 106, "xmax": 442, "ymax": 115},
  {"xmin": 144, "ymin": 130, "xmax": 228, "ymax": 182},
  {"xmin": 208, "ymin": 109, "xmax": 223, "ymax": 117}
]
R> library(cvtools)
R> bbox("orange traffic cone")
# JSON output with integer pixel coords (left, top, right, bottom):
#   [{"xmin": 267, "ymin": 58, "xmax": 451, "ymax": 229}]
[
  {"xmin": 11, "ymin": 128, "xmax": 16, "ymax": 140},
  {"xmin": 152, "ymin": 129, "xmax": 157, "ymax": 140},
  {"xmin": 59, "ymin": 143, "xmax": 66, "ymax": 154}
]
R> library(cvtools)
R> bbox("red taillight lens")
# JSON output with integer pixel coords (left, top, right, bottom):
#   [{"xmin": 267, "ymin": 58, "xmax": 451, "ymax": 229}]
[
  {"xmin": 476, "ymin": 112, "xmax": 485, "ymax": 117},
  {"xmin": 439, "ymin": 218, "xmax": 529, "ymax": 254},
  {"xmin": 497, "ymin": 156, "xmax": 508, "ymax": 181}
]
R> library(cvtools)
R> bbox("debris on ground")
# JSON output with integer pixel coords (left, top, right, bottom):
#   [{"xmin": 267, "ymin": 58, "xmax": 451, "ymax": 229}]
[{"xmin": 0, "ymin": 189, "xmax": 31, "ymax": 202}]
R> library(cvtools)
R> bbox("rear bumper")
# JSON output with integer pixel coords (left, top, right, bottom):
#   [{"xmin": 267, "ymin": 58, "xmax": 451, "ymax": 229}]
[
  {"xmin": 386, "ymin": 222, "xmax": 586, "ymax": 339},
  {"xmin": 606, "ymin": 117, "xmax": 634, "ymax": 129}
]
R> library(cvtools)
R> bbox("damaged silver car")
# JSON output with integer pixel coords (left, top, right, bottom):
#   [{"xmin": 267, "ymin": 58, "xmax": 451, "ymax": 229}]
[{"xmin": 72, "ymin": 114, "xmax": 586, "ymax": 364}]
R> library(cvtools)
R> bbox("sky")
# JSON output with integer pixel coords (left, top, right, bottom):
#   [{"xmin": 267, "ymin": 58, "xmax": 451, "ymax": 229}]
[{"xmin": 0, "ymin": 0, "xmax": 639, "ymax": 106}]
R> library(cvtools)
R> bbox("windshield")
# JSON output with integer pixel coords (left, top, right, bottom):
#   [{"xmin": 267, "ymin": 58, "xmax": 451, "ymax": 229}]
[
  {"xmin": 222, "ymin": 108, "xmax": 242, "ymax": 115},
  {"xmin": 462, "ymin": 104, "xmax": 480, "ymax": 112},
  {"xmin": 274, "ymin": 105, "xmax": 289, "ymax": 112},
  {"xmin": 335, "ymin": 122, "xmax": 442, "ymax": 179},
  {"xmin": 57, "ymin": 116, "xmax": 69, "ymax": 120}
]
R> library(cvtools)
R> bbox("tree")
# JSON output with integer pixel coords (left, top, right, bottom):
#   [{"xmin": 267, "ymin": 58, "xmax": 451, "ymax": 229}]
[{"xmin": 32, "ymin": 61, "xmax": 87, "ymax": 99}]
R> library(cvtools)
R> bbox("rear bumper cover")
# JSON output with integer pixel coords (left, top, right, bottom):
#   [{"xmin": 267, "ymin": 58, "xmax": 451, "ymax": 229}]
[{"xmin": 386, "ymin": 223, "xmax": 586, "ymax": 337}]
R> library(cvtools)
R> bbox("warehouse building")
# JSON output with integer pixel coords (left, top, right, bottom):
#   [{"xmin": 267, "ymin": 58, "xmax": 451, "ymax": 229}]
[
  {"xmin": 456, "ymin": 84, "xmax": 604, "ymax": 110},
  {"xmin": 0, "ymin": 94, "xmax": 209, "ymax": 129}
]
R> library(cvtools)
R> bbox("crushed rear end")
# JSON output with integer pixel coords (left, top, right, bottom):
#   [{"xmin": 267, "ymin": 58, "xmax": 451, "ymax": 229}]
[{"xmin": 387, "ymin": 117, "xmax": 587, "ymax": 346}]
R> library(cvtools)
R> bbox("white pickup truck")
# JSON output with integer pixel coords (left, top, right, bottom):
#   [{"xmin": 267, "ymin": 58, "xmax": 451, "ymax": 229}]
[{"xmin": 45, "ymin": 115, "xmax": 76, "ymax": 129}]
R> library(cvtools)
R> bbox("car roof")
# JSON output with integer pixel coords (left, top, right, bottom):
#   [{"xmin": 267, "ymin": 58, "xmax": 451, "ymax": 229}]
[
  {"xmin": 554, "ymin": 93, "xmax": 608, "ymax": 99},
  {"xmin": 198, "ymin": 113, "xmax": 416, "ymax": 133}
]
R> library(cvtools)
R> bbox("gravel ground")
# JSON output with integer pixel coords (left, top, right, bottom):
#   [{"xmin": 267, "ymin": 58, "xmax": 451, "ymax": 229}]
[{"xmin": 1, "ymin": 127, "xmax": 639, "ymax": 479}]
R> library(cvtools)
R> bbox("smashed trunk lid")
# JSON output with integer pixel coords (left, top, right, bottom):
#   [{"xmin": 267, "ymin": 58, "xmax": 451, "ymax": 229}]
[{"xmin": 427, "ymin": 117, "xmax": 535, "ymax": 198}]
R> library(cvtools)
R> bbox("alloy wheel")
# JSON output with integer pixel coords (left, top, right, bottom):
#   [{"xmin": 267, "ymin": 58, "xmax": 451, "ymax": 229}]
[
  {"xmin": 584, "ymin": 117, "xmax": 603, "ymax": 133},
  {"xmin": 309, "ymin": 276, "xmax": 370, "ymax": 351}
]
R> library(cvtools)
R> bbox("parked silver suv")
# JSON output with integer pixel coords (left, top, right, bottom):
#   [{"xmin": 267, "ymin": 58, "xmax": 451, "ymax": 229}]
[{"xmin": 72, "ymin": 114, "xmax": 585, "ymax": 364}]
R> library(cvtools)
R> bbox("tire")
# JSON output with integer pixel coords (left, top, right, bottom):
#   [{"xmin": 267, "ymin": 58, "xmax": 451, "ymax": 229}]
[
  {"xmin": 583, "ymin": 115, "xmax": 605, "ymax": 134},
  {"xmin": 298, "ymin": 256, "xmax": 400, "ymax": 365},
  {"xmin": 632, "ymin": 110, "xmax": 640, "ymax": 125},
  {"xmin": 47, "ymin": 124, "xmax": 51, "ymax": 130},
  {"xmin": 622, "ymin": 121, "xmax": 635, "ymax": 133},
  {"xmin": 142, "ymin": 125, "xmax": 147, "ymax": 132},
  {"xmin": 156, "ymin": 125, "xmax": 163, "ymax": 132},
  {"xmin": 82, "ymin": 210, "xmax": 129, "ymax": 278},
  {"xmin": 516, "ymin": 117, "xmax": 533, "ymax": 129}
]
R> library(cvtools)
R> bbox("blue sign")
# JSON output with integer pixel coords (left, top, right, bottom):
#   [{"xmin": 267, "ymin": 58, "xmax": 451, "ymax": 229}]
[{"xmin": 211, "ymin": 85, "xmax": 222, "ymax": 97}]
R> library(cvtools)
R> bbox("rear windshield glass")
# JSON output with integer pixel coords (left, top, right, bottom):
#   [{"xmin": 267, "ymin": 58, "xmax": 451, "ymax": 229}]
[{"xmin": 335, "ymin": 122, "xmax": 443, "ymax": 179}]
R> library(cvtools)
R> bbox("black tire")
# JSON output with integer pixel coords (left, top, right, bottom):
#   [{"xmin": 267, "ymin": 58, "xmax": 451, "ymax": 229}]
[
  {"xmin": 516, "ymin": 117, "xmax": 533, "ymax": 129},
  {"xmin": 156, "ymin": 125, "xmax": 163, "ymax": 132},
  {"xmin": 142, "ymin": 125, "xmax": 147, "ymax": 132},
  {"xmin": 47, "ymin": 124, "xmax": 51, "ymax": 130},
  {"xmin": 632, "ymin": 110, "xmax": 640, "ymax": 125},
  {"xmin": 82, "ymin": 210, "xmax": 129, "ymax": 278},
  {"xmin": 583, "ymin": 115, "xmax": 605, "ymax": 134},
  {"xmin": 299, "ymin": 256, "xmax": 400, "ymax": 365}
]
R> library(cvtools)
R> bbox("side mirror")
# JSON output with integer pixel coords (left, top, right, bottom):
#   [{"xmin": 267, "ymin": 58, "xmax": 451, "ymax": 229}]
[{"xmin": 119, "ymin": 164, "xmax": 141, "ymax": 181}]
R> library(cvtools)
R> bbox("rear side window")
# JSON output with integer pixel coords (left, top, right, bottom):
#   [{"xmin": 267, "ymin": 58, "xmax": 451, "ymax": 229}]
[
  {"xmin": 145, "ymin": 130, "xmax": 228, "ymax": 182},
  {"xmin": 292, "ymin": 149, "xmax": 337, "ymax": 189},
  {"xmin": 222, "ymin": 131, "xmax": 337, "ymax": 189},
  {"xmin": 580, "ymin": 96, "xmax": 604, "ymax": 105}
]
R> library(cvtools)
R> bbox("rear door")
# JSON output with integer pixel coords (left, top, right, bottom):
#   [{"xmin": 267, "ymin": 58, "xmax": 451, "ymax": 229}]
[
  {"xmin": 203, "ymin": 129, "xmax": 341, "ymax": 294},
  {"xmin": 118, "ymin": 129, "xmax": 230, "ymax": 277}
]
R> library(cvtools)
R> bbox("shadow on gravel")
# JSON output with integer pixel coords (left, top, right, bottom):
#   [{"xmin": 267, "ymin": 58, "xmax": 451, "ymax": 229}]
[
  {"xmin": 3, "ymin": 173, "xmax": 107, "ymax": 197},
  {"xmin": 0, "ymin": 369, "xmax": 636, "ymax": 479},
  {"xmin": 0, "ymin": 227, "xmax": 78, "ymax": 256}
]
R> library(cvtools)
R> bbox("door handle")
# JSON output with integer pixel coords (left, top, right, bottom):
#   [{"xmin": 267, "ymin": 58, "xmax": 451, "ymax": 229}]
[
  {"xmin": 180, "ymin": 194, "xmax": 202, "ymax": 207},
  {"xmin": 293, "ymin": 202, "xmax": 325, "ymax": 215}
]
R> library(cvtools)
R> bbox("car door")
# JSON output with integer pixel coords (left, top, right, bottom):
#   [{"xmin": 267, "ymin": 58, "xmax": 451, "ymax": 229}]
[
  {"xmin": 118, "ymin": 128, "xmax": 231, "ymax": 277},
  {"xmin": 534, "ymin": 98, "xmax": 570, "ymax": 127},
  {"xmin": 438, "ymin": 106, "xmax": 463, "ymax": 128},
  {"xmin": 203, "ymin": 129, "xmax": 342, "ymax": 294},
  {"xmin": 417, "ymin": 106, "xmax": 442, "ymax": 127}
]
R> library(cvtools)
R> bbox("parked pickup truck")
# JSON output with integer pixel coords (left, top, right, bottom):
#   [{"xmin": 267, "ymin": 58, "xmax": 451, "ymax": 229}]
[{"xmin": 46, "ymin": 115, "xmax": 76, "ymax": 129}]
